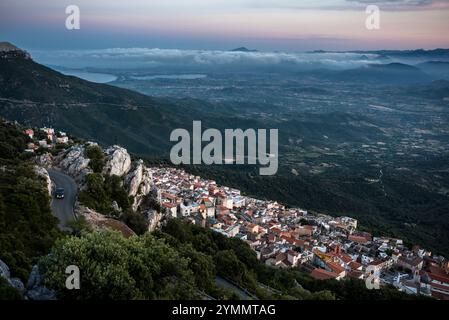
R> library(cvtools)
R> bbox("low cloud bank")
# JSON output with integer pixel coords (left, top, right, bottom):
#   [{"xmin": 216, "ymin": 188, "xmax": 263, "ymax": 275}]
[{"xmin": 32, "ymin": 48, "xmax": 383, "ymax": 71}]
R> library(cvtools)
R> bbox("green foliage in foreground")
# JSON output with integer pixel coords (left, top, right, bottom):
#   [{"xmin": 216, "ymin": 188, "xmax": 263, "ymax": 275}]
[
  {"xmin": 39, "ymin": 229, "xmax": 239, "ymax": 300},
  {"xmin": 39, "ymin": 231, "xmax": 200, "ymax": 299},
  {"xmin": 37, "ymin": 219, "xmax": 421, "ymax": 300},
  {"xmin": 0, "ymin": 277, "xmax": 22, "ymax": 300},
  {"xmin": 120, "ymin": 210, "xmax": 148, "ymax": 235}
]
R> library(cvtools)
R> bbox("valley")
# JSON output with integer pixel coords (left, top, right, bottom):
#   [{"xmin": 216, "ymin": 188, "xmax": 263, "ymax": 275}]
[{"xmin": 1, "ymin": 43, "xmax": 449, "ymax": 258}]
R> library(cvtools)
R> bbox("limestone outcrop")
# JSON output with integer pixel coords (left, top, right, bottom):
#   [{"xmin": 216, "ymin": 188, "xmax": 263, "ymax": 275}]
[
  {"xmin": 103, "ymin": 145, "xmax": 132, "ymax": 177},
  {"xmin": 57, "ymin": 145, "xmax": 92, "ymax": 180},
  {"xmin": 124, "ymin": 160, "xmax": 153, "ymax": 211}
]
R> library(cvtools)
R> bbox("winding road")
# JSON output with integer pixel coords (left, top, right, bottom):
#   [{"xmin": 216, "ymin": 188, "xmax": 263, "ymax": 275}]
[
  {"xmin": 215, "ymin": 276, "xmax": 256, "ymax": 300},
  {"xmin": 48, "ymin": 169, "xmax": 77, "ymax": 230}
]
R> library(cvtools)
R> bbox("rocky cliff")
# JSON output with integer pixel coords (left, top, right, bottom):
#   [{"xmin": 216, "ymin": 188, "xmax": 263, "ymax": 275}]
[
  {"xmin": 34, "ymin": 166, "xmax": 52, "ymax": 197},
  {"xmin": 57, "ymin": 145, "xmax": 92, "ymax": 181},
  {"xmin": 103, "ymin": 145, "xmax": 132, "ymax": 177},
  {"xmin": 49, "ymin": 143, "xmax": 159, "ymax": 233},
  {"xmin": 125, "ymin": 159, "xmax": 154, "ymax": 211},
  {"xmin": 0, "ymin": 259, "xmax": 55, "ymax": 300},
  {"xmin": 74, "ymin": 202, "xmax": 136, "ymax": 238}
]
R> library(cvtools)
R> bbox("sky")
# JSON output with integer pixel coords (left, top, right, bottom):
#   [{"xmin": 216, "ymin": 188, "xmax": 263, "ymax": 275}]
[{"xmin": 1, "ymin": 0, "xmax": 449, "ymax": 51}]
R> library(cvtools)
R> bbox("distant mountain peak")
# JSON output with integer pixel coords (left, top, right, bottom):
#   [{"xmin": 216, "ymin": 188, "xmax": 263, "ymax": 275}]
[
  {"xmin": 418, "ymin": 60, "xmax": 449, "ymax": 66},
  {"xmin": 0, "ymin": 41, "xmax": 31, "ymax": 59},
  {"xmin": 230, "ymin": 47, "xmax": 258, "ymax": 52},
  {"xmin": 0, "ymin": 42, "xmax": 20, "ymax": 51},
  {"xmin": 367, "ymin": 62, "xmax": 419, "ymax": 71}
]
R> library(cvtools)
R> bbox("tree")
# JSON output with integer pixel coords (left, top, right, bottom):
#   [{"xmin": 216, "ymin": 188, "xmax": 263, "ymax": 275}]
[
  {"xmin": 215, "ymin": 250, "xmax": 247, "ymax": 284},
  {"xmin": 106, "ymin": 175, "xmax": 131, "ymax": 211},
  {"xmin": 38, "ymin": 230, "xmax": 198, "ymax": 300},
  {"xmin": 0, "ymin": 141, "xmax": 15, "ymax": 159},
  {"xmin": 79, "ymin": 173, "xmax": 132, "ymax": 215},
  {"xmin": 180, "ymin": 243, "xmax": 215, "ymax": 290},
  {"xmin": 66, "ymin": 216, "xmax": 91, "ymax": 236},
  {"xmin": 121, "ymin": 210, "xmax": 148, "ymax": 235},
  {"xmin": 85, "ymin": 145, "xmax": 105, "ymax": 173},
  {"xmin": 0, "ymin": 162, "xmax": 60, "ymax": 280},
  {"xmin": 228, "ymin": 238, "xmax": 259, "ymax": 270},
  {"xmin": 163, "ymin": 218, "xmax": 194, "ymax": 243},
  {"xmin": 0, "ymin": 277, "xmax": 22, "ymax": 300}
]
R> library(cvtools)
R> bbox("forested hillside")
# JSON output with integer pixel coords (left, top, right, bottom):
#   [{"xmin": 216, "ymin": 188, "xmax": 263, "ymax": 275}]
[{"xmin": 0, "ymin": 120, "xmax": 60, "ymax": 281}]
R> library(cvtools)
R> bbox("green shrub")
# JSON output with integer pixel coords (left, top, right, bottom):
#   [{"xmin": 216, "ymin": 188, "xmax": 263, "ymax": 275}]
[{"xmin": 85, "ymin": 145, "xmax": 105, "ymax": 173}]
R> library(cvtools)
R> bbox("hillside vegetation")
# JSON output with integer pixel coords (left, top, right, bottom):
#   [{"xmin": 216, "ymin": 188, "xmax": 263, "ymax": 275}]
[
  {"xmin": 38, "ymin": 219, "xmax": 416, "ymax": 300},
  {"xmin": 0, "ymin": 120, "xmax": 60, "ymax": 280}
]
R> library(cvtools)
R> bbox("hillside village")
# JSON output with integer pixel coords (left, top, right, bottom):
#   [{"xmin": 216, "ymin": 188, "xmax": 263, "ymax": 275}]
[
  {"xmin": 150, "ymin": 166, "xmax": 449, "ymax": 300},
  {"xmin": 23, "ymin": 127, "xmax": 69, "ymax": 152},
  {"xmin": 21, "ymin": 125, "xmax": 449, "ymax": 300}
]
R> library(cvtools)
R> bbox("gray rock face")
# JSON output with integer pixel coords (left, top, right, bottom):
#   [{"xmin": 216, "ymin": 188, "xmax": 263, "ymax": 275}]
[
  {"xmin": 26, "ymin": 286, "xmax": 57, "ymax": 300},
  {"xmin": 145, "ymin": 209, "xmax": 161, "ymax": 232},
  {"xmin": 103, "ymin": 145, "xmax": 131, "ymax": 177},
  {"xmin": 125, "ymin": 160, "xmax": 153, "ymax": 211},
  {"xmin": 35, "ymin": 153, "xmax": 53, "ymax": 168},
  {"xmin": 58, "ymin": 145, "xmax": 92, "ymax": 179},
  {"xmin": 9, "ymin": 277, "xmax": 25, "ymax": 294},
  {"xmin": 75, "ymin": 202, "xmax": 136, "ymax": 237},
  {"xmin": 26, "ymin": 265, "xmax": 42, "ymax": 289},
  {"xmin": 26, "ymin": 265, "xmax": 56, "ymax": 300},
  {"xmin": 34, "ymin": 166, "xmax": 52, "ymax": 196},
  {"xmin": 112, "ymin": 200, "xmax": 121, "ymax": 212},
  {"xmin": 0, "ymin": 259, "xmax": 25, "ymax": 297},
  {"xmin": 0, "ymin": 260, "xmax": 11, "ymax": 279},
  {"xmin": 125, "ymin": 160, "xmax": 144, "ymax": 197},
  {"xmin": 0, "ymin": 259, "xmax": 10, "ymax": 279}
]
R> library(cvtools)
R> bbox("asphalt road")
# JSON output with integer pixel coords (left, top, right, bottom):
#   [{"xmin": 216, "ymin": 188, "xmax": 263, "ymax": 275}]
[
  {"xmin": 48, "ymin": 169, "xmax": 77, "ymax": 230},
  {"xmin": 215, "ymin": 276, "xmax": 254, "ymax": 300}
]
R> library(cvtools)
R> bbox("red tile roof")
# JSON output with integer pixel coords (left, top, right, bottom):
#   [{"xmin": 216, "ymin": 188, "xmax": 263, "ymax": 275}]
[
  {"xmin": 276, "ymin": 253, "xmax": 287, "ymax": 263},
  {"xmin": 281, "ymin": 236, "xmax": 296, "ymax": 245},
  {"xmin": 295, "ymin": 239, "xmax": 306, "ymax": 248},
  {"xmin": 428, "ymin": 265, "xmax": 446, "ymax": 276},
  {"xmin": 338, "ymin": 254, "xmax": 353, "ymax": 264},
  {"xmin": 428, "ymin": 272, "xmax": 449, "ymax": 284},
  {"xmin": 348, "ymin": 234, "xmax": 369, "ymax": 244},
  {"xmin": 349, "ymin": 261, "xmax": 363, "ymax": 270},
  {"xmin": 370, "ymin": 259, "xmax": 386, "ymax": 266},
  {"xmin": 310, "ymin": 268, "xmax": 339, "ymax": 280},
  {"xmin": 399, "ymin": 256, "xmax": 423, "ymax": 267},
  {"xmin": 327, "ymin": 261, "xmax": 346, "ymax": 274}
]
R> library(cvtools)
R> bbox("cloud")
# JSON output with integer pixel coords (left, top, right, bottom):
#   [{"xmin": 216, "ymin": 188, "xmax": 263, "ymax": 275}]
[
  {"xmin": 32, "ymin": 47, "xmax": 382, "ymax": 71},
  {"xmin": 247, "ymin": 0, "xmax": 449, "ymax": 10},
  {"xmin": 345, "ymin": 0, "xmax": 449, "ymax": 10}
]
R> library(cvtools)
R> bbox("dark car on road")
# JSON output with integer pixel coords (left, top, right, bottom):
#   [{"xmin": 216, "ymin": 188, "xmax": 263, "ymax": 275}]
[{"xmin": 55, "ymin": 188, "xmax": 65, "ymax": 199}]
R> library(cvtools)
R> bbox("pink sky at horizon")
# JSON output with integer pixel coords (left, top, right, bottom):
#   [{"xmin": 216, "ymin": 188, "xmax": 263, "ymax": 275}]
[{"xmin": 1, "ymin": 0, "xmax": 448, "ymax": 50}]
